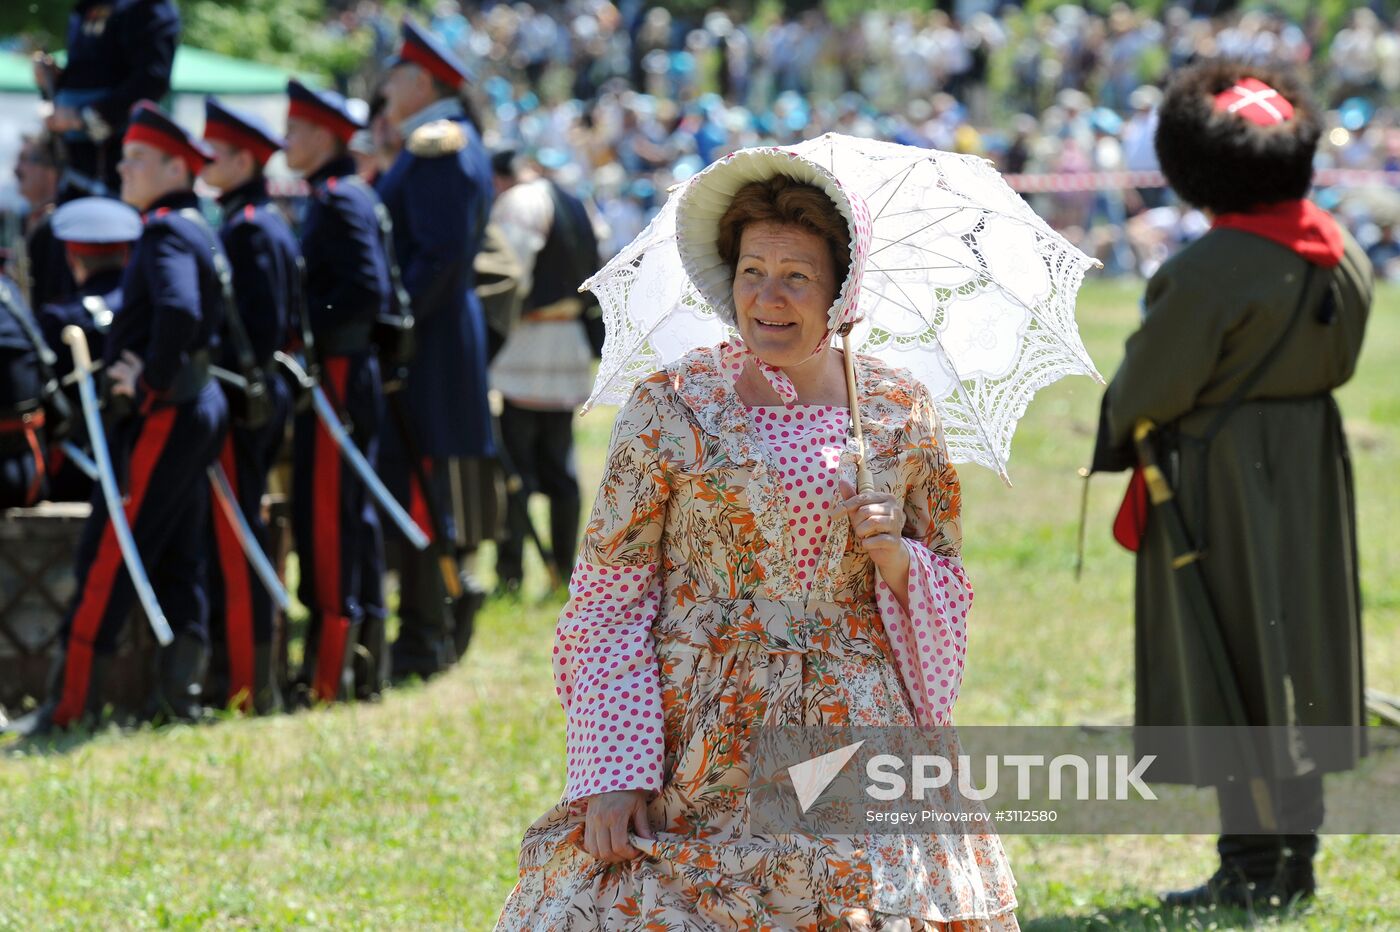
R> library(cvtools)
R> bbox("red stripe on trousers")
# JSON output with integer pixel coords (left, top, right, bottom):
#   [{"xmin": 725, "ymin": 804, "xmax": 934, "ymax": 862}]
[
  {"xmin": 211, "ymin": 437, "xmax": 256, "ymax": 710},
  {"xmin": 409, "ymin": 457, "xmax": 434, "ymax": 542},
  {"xmin": 23, "ymin": 421, "xmax": 45, "ymax": 505},
  {"xmin": 312, "ymin": 357, "xmax": 349, "ymax": 701},
  {"xmin": 54, "ymin": 407, "xmax": 177, "ymax": 726}
]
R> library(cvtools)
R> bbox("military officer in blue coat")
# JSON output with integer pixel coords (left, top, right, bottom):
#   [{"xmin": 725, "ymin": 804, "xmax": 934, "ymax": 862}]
[
  {"xmin": 36, "ymin": 196, "xmax": 142, "ymax": 502},
  {"xmin": 377, "ymin": 19, "xmax": 495, "ymax": 678},
  {"xmin": 199, "ymin": 97, "xmax": 301, "ymax": 714},
  {"xmin": 283, "ymin": 80, "xmax": 391, "ymax": 704},
  {"xmin": 0, "ymin": 274, "xmax": 50, "ymax": 509},
  {"xmin": 49, "ymin": 103, "xmax": 229, "ymax": 729},
  {"xmin": 35, "ymin": 0, "xmax": 181, "ymax": 199}
]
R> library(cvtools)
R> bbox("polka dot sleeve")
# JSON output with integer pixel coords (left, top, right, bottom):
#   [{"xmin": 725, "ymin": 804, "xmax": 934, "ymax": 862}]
[
  {"xmin": 554, "ymin": 562, "xmax": 665, "ymax": 801},
  {"xmin": 875, "ymin": 381, "xmax": 973, "ymax": 727},
  {"xmin": 876, "ymin": 547, "xmax": 973, "ymax": 727},
  {"xmin": 552, "ymin": 380, "xmax": 672, "ymax": 802}
]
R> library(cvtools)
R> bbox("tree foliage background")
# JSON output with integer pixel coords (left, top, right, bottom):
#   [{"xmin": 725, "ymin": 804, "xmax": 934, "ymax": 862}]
[
  {"xmin": 2, "ymin": 0, "xmax": 1398, "ymax": 84},
  {"xmin": 0, "ymin": 0, "xmax": 371, "ymax": 80}
]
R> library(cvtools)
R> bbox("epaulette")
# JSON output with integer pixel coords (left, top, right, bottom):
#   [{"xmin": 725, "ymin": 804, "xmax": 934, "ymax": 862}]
[{"xmin": 407, "ymin": 119, "xmax": 466, "ymax": 158}]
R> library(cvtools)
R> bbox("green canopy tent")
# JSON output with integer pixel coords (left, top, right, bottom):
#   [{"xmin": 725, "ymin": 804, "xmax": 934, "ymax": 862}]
[
  {"xmin": 0, "ymin": 45, "xmax": 322, "ymax": 225},
  {"xmin": 0, "ymin": 44, "xmax": 320, "ymax": 95}
]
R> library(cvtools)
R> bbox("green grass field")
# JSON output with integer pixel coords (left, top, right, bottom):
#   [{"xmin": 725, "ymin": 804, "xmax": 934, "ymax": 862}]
[{"xmin": 2, "ymin": 279, "xmax": 1397, "ymax": 930}]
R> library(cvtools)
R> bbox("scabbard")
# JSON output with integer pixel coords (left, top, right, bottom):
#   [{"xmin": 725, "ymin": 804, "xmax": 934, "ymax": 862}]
[{"xmin": 1133, "ymin": 418, "xmax": 1276, "ymax": 830}]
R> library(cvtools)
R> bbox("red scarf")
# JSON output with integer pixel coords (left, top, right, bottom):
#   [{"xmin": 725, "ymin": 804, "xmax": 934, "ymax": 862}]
[
  {"xmin": 1211, "ymin": 199, "xmax": 1345, "ymax": 268},
  {"xmin": 1113, "ymin": 199, "xmax": 1344, "ymax": 554}
]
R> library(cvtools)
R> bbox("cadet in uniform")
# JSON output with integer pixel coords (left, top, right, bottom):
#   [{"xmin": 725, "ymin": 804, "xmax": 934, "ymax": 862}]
[
  {"xmin": 0, "ymin": 274, "xmax": 51, "ymax": 509},
  {"xmin": 36, "ymin": 0, "xmax": 181, "ymax": 199},
  {"xmin": 283, "ymin": 80, "xmax": 391, "ymax": 704},
  {"xmin": 377, "ymin": 19, "xmax": 495, "ymax": 678},
  {"xmin": 37, "ymin": 196, "xmax": 142, "ymax": 502},
  {"xmin": 48, "ymin": 102, "xmax": 229, "ymax": 728},
  {"xmin": 199, "ymin": 97, "xmax": 301, "ymax": 714}
]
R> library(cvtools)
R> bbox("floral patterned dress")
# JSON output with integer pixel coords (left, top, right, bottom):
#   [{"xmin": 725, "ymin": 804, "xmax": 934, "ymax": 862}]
[{"xmin": 495, "ymin": 345, "xmax": 1019, "ymax": 931}]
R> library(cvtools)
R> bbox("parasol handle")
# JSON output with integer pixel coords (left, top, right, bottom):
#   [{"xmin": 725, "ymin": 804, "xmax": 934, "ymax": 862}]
[{"xmin": 842, "ymin": 332, "xmax": 874, "ymax": 494}]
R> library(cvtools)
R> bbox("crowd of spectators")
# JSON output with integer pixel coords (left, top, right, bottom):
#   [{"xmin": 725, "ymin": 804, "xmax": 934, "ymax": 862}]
[{"xmin": 31, "ymin": 2, "xmax": 1400, "ymax": 278}]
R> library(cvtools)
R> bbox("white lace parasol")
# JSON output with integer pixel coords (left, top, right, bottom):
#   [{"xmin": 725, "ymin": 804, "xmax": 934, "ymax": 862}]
[{"xmin": 581, "ymin": 133, "xmax": 1103, "ymax": 481}]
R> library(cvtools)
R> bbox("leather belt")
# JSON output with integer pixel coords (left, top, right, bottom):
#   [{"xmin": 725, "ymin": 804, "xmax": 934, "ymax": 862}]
[
  {"xmin": 315, "ymin": 322, "xmax": 373, "ymax": 357},
  {"xmin": 162, "ymin": 349, "xmax": 212, "ymax": 404}
]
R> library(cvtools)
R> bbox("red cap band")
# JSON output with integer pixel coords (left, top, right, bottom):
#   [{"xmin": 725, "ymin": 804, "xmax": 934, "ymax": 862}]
[
  {"xmin": 288, "ymin": 98, "xmax": 357, "ymax": 143},
  {"xmin": 124, "ymin": 121, "xmax": 208, "ymax": 175},
  {"xmin": 204, "ymin": 120, "xmax": 278, "ymax": 165},
  {"xmin": 401, "ymin": 40, "xmax": 464, "ymax": 89},
  {"xmin": 65, "ymin": 241, "xmax": 130, "ymax": 258},
  {"xmin": 1213, "ymin": 78, "xmax": 1295, "ymax": 126}
]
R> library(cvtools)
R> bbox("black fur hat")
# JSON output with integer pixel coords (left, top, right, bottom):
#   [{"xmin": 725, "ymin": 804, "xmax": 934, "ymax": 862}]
[{"xmin": 1155, "ymin": 59, "xmax": 1321, "ymax": 213}]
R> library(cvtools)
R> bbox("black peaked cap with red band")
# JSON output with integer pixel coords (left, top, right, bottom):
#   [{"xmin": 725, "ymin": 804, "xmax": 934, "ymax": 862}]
[
  {"xmin": 386, "ymin": 17, "xmax": 473, "ymax": 88},
  {"xmin": 286, "ymin": 79, "xmax": 363, "ymax": 144},
  {"xmin": 124, "ymin": 100, "xmax": 214, "ymax": 176},
  {"xmin": 204, "ymin": 96, "xmax": 284, "ymax": 166}
]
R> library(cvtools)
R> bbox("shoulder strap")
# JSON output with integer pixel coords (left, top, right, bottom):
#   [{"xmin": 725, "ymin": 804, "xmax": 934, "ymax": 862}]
[
  {"xmin": 176, "ymin": 207, "xmax": 259, "ymax": 374},
  {"xmin": 1200, "ymin": 263, "xmax": 1320, "ymax": 443},
  {"xmin": 339, "ymin": 175, "xmax": 412, "ymax": 318}
]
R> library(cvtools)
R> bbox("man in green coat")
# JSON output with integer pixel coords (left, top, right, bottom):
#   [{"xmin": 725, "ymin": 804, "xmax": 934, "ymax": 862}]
[{"xmin": 1093, "ymin": 60, "xmax": 1373, "ymax": 909}]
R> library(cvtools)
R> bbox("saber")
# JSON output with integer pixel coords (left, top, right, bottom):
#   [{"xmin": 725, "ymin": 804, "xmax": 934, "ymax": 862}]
[
  {"xmin": 61, "ymin": 325, "xmax": 174, "ymax": 646},
  {"xmin": 208, "ymin": 462, "xmax": 292, "ymax": 614},
  {"xmin": 61, "ymin": 359, "xmax": 103, "ymax": 387},
  {"xmin": 311, "ymin": 383, "xmax": 429, "ymax": 551},
  {"xmin": 60, "ymin": 440, "xmax": 98, "ymax": 480}
]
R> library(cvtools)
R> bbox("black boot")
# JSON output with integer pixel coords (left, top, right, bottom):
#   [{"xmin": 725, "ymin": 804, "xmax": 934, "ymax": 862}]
[
  {"xmin": 252, "ymin": 641, "xmax": 284, "ymax": 715},
  {"xmin": 16, "ymin": 649, "xmax": 110, "ymax": 735},
  {"xmin": 353, "ymin": 613, "xmax": 387, "ymax": 701},
  {"xmin": 450, "ymin": 572, "xmax": 486, "ymax": 661},
  {"xmin": 1161, "ymin": 835, "xmax": 1288, "ymax": 910},
  {"xmin": 391, "ymin": 551, "xmax": 451, "ymax": 682},
  {"xmin": 1281, "ymin": 834, "xmax": 1319, "ymax": 903},
  {"xmin": 294, "ymin": 614, "xmax": 360, "ymax": 703},
  {"xmin": 149, "ymin": 632, "xmax": 210, "ymax": 723}
]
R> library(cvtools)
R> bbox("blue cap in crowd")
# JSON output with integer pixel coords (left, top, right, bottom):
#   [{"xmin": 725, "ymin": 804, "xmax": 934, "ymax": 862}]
[{"xmin": 51, "ymin": 197, "xmax": 143, "ymax": 251}]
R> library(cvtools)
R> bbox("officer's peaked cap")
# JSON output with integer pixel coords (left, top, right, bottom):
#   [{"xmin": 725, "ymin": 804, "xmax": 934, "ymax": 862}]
[
  {"xmin": 124, "ymin": 101, "xmax": 213, "ymax": 175},
  {"xmin": 286, "ymin": 80, "xmax": 362, "ymax": 144},
  {"xmin": 387, "ymin": 18, "xmax": 474, "ymax": 88},
  {"xmin": 204, "ymin": 96, "xmax": 284, "ymax": 166}
]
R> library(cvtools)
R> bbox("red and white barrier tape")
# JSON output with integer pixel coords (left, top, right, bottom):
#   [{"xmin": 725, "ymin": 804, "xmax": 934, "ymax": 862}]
[
  {"xmin": 1004, "ymin": 169, "xmax": 1400, "ymax": 193},
  {"xmin": 266, "ymin": 169, "xmax": 1398, "ymax": 200}
]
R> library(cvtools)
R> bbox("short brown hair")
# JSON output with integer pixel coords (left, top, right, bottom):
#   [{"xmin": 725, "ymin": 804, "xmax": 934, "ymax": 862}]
[{"xmin": 716, "ymin": 176, "xmax": 850, "ymax": 287}]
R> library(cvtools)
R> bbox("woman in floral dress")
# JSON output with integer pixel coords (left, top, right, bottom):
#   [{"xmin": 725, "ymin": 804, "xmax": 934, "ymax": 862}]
[{"xmin": 496, "ymin": 148, "xmax": 1019, "ymax": 930}]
